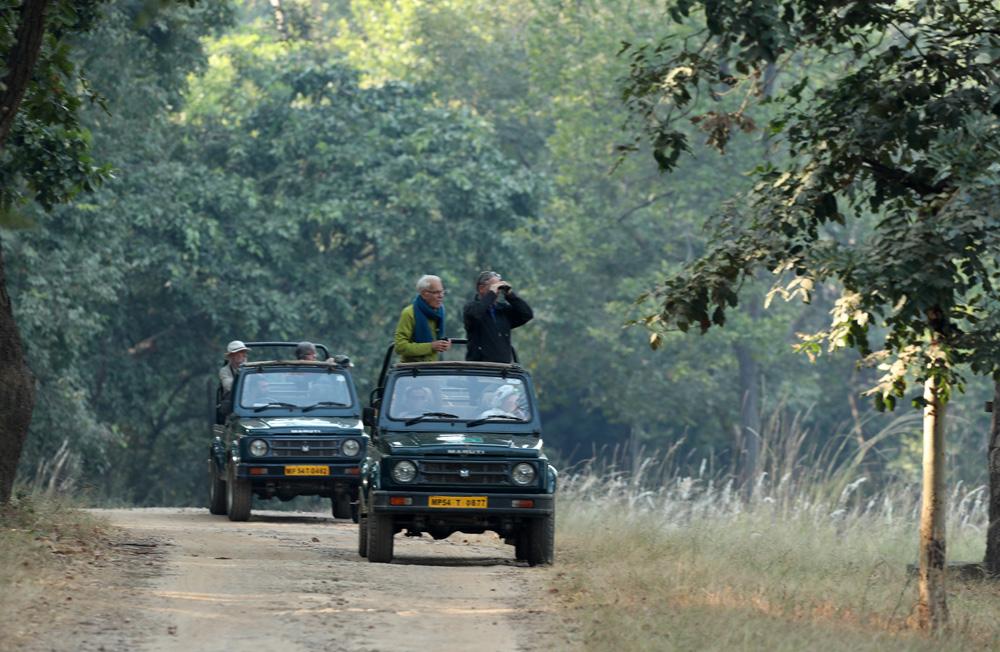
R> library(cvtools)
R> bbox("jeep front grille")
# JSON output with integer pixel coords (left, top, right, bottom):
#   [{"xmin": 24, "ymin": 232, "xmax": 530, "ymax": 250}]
[
  {"xmin": 269, "ymin": 439, "xmax": 341, "ymax": 458},
  {"xmin": 419, "ymin": 460, "xmax": 510, "ymax": 485}
]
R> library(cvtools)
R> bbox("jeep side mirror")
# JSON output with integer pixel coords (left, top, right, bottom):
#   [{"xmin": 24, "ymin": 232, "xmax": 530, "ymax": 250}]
[{"xmin": 362, "ymin": 406, "xmax": 377, "ymax": 427}]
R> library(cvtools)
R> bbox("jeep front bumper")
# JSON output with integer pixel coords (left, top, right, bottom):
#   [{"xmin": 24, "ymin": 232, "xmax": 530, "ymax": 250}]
[
  {"xmin": 233, "ymin": 462, "xmax": 362, "ymax": 482},
  {"xmin": 370, "ymin": 490, "xmax": 554, "ymax": 516}
]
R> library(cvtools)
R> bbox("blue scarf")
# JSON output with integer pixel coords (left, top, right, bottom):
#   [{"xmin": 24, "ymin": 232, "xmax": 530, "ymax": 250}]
[{"xmin": 412, "ymin": 295, "xmax": 445, "ymax": 342}]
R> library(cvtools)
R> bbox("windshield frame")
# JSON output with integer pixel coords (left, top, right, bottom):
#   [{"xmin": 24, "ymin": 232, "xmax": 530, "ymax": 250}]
[{"xmin": 384, "ymin": 369, "xmax": 534, "ymax": 426}]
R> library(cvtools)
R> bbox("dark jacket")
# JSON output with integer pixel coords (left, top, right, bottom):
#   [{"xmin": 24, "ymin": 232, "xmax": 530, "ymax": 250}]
[{"xmin": 463, "ymin": 290, "xmax": 533, "ymax": 363}]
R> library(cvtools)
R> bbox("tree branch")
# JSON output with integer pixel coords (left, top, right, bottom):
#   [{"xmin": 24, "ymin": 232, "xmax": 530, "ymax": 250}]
[
  {"xmin": 0, "ymin": 0, "xmax": 51, "ymax": 151},
  {"xmin": 861, "ymin": 158, "xmax": 951, "ymax": 197}
]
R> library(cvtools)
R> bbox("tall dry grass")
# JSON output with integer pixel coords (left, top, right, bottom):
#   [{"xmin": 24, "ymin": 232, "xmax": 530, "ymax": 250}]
[{"xmin": 551, "ymin": 414, "xmax": 1000, "ymax": 651}]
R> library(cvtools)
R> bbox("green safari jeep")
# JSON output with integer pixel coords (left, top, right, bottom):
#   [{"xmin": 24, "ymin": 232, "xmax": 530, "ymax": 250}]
[
  {"xmin": 208, "ymin": 342, "xmax": 366, "ymax": 521},
  {"xmin": 358, "ymin": 340, "xmax": 556, "ymax": 564}
]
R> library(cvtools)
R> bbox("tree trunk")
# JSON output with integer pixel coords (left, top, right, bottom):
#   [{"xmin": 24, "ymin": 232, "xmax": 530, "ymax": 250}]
[
  {"xmin": 984, "ymin": 381, "xmax": 1000, "ymax": 574},
  {"xmin": 0, "ymin": 0, "xmax": 51, "ymax": 151},
  {"xmin": 734, "ymin": 295, "xmax": 762, "ymax": 498},
  {"xmin": 0, "ymin": 237, "xmax": 36, "ymax": 502},
  {"xmin": 916, "ymin": 374, "xmax": 948, "ymax": 631},
  {"xmin": 734, "ymin": 341, "xmax": 760, "ymax": 497}
]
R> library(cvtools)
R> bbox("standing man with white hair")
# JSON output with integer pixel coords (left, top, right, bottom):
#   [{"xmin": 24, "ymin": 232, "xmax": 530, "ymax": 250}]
[{"xmin": 394, "ymin": 275, "xmax": 451, "ymax": 362}]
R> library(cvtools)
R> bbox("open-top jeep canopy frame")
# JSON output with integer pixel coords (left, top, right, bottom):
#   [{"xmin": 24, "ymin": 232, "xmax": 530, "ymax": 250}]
[{"xmin": 370, "ymin": 338, "xmax": 517, "ymax": 408}]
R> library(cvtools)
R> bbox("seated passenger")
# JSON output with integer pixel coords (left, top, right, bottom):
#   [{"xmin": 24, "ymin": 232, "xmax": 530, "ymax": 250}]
[
  {"xmin": 243, "ymin": 377, "xmax": 273, "ymax": 407},
  {"xmin": 305, "ymin": 374, "xmax": 351, "ymax": 406},
  {"xmin": 296, "ymin": 341, "xmax": 317, "ymax": 361},
  {"xmin": 477, "ymin": 384, "xmax": 528, "ymax": 420},
  {"xmin": 395, "ymin": 386, "xmax": 434, "ymax": 418}
]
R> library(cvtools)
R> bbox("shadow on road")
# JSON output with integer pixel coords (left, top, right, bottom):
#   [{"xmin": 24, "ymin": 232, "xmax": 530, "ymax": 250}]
[
  {"xmin": 390, "ymin": 555, "xmax": 523, "ymax": 567},
  {"xmin": 243, "ymin": 514, "xmax": 343, "ymax": 525}
]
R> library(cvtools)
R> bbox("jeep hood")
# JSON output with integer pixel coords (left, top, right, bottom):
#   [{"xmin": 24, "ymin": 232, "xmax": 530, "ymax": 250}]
[
  {"xmin": 242, "ymin": 416, "xmax": 363, "ymax": 432},
  {"xmin": 382, "ymin": 431, "xmax": 541, "ymax": 456}
]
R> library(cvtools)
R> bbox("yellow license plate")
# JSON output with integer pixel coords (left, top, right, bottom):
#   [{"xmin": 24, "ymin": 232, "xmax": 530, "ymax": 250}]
[
  {"xmin": 285, "ymin": 465, "xmax": 329, "ymax": 476},
  {"xmin": 428, "ymin": 496, "xmax": 488, "ymax": 509}
]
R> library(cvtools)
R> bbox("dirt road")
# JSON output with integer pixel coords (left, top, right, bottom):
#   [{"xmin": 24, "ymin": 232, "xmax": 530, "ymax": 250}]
[{"xmin": 13, "ymin": 508, "xmax": 563, "ymax": 652}]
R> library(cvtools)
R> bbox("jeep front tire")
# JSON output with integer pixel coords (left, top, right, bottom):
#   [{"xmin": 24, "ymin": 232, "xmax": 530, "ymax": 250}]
[
  {"xmin": 208, "ymin": 460, "xmax": 227, "ymax": 515},
  {"xmin": 525, "ymin": 511, "xmax": 554, "ymax": 566},
  {"xmin": 357, "ymin": 511, "xmax": 368, "ymax": 557},
  {"xmin": 332, "ymin": 493, "xmax": 352, "ymax": 519},
  {"xmin": 226, "ymin": 464, "xmax": 252, "ymax": 521},
  {"xmin": 366, "ymin": 506, "xmax": 394, "ymax": 563}
]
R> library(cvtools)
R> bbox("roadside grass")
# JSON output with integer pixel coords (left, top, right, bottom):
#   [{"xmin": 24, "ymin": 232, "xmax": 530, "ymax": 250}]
[
  {"xmin": 550, "ymin": 452, "xmax": 1000, "ymax": 650},
  {"xmin": 0, "ymin": 492, "xmax": 112, "ymax": 625}
]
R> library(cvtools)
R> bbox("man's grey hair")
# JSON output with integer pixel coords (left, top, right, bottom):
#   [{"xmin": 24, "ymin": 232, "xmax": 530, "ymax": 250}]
[
  {"xmin": 476, "ymin": 270, "xmax": 501, "ymax": 288},
  {"xmin": 295, "ymin": 341, "xmax": 317, "ymax": 359},
  {"xmin": 416, "ymin": 275, "xmax": 441, "ymax": 292}
]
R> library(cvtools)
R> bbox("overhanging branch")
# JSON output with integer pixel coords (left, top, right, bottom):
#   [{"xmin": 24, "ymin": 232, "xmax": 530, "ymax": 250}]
[{"xmin": 0, "ymin": 0, "xmax": 51, "ymax": 151}]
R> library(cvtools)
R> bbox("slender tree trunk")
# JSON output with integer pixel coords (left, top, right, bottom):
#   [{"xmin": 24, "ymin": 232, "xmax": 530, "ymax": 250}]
[
  {"xmin": 0, "ymin": 237, "xmax": 36, "ymax": 502},
  {"xmin": 985, "ymin": 381, "xmax": 1000, "ymax": 574},
  {"xmin": 734, "ymin": 341, "xmax": 760, "ymax": 496},
  {"xmin": 916, "ymin": 374, "xmax": 948, "ymax": 631},
  {"xmin": 734, "ymin": 296, "xmax": 762, "ymax": 498},
  {"xmin": 0, "ymin": 0, "xmax": 51, "ymax": 151}
]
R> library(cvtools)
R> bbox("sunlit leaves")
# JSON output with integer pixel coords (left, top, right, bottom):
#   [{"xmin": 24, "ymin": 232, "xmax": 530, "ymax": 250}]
[{"xmin": 623, "ymin": 0, "xmax": 1000, "ymax": 404}]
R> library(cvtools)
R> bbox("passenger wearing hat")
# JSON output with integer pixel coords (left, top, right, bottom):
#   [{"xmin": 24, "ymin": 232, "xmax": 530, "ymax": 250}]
[
  {"xmin": 463, "ymin": 271, "xmax": 533, "ymax": 363},
  {"xmin": 219, "ymin": 340, "xmax": 250, "ymax": 398},
  {"xmin": 477, "ymin": 383, "xmax": 528, "ymax": 420}
]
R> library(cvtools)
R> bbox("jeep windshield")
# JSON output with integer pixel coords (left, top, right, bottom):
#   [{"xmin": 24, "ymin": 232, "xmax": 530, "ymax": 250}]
[
  {"xmin": 238, "ymin": 369, "xmax": 354, "ymax": 411},
  {"xmin": 387, "ymin": 373, "xmax": 531, "ymax": 423}
]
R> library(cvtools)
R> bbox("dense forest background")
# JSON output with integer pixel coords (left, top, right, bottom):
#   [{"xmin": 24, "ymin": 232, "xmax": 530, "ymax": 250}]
[{"xmin": 4, "ymin": 0, "xmax": 994, "ymax": 505}]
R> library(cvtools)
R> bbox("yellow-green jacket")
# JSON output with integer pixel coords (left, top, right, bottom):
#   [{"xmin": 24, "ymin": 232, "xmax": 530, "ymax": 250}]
[{"xmin": 394, "ymin": 304, "xmax": 441, "ymax": 362}]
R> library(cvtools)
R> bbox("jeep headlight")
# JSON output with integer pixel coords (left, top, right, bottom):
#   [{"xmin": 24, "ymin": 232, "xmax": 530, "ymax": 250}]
[
  {"xmin": 391, "ymin": 460, "xmax": 417, "ymax": 483},
  {"xmin": 249, "ymin": 439, "xmax": 269, "ymax": 457},
  {"xmin": 341, "ymin": 438, "xmax": 360, "ymax": 457},
  {"xmin": 511, "ymin": 462, "xmax": 536, "ymax": 486}
]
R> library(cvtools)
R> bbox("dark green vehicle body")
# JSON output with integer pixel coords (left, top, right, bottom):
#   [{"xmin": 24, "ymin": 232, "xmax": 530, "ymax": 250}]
[
  {"xmin": 207, "ymin": 343, "xmax": 366, "ymax": 521},
  {"xmin": 359, "ymin": 350, "xmax": 556, "ymax": 565}
]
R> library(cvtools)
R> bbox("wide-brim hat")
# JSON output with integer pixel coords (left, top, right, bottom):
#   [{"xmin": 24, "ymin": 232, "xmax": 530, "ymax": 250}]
[
  {"xmin": 493, "ymin": 385, "xmax": 517, "ymax": 407},
  {"xmin": 225, "ymin": 340, "xmax": 250, "ymax": 356}
]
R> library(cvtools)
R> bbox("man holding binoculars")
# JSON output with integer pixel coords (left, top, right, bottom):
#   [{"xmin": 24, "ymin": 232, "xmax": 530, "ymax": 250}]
[{"xmin": 463, "ymin": 270, "xmax": 533, "ymax": 363}]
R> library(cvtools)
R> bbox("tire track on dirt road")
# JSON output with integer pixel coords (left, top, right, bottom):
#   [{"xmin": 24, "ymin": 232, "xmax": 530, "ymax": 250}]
[{"xmin": 65, "ymin": 508, "xmax": 559, "ymax": 652}]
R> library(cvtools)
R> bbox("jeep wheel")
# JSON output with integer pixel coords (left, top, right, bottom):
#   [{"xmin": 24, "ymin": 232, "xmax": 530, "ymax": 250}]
[
  {"xmin": 208, "ymin": 460, "xmax": 227, "ymax": 515},
  {"xmin": 357, "ymin": 512, "xmax": 368, "ymax": 557},
  {"xmin": 514, "ymin": 530, "xmax": 528, "ymax": 561},
  {"xmin": 525, "ymin": 511, "xmax": 555, "ymax": 566},
  {"xmin": 366, "ymin": 509, "xmax": 394, "ymax": 563},
  {"xmin": 226, "ymin": 464, "xmax": 252, "ymax": 522},
  {"xmin": 332, "ymin": 493, "xmax": 352, "ymax": 519}
]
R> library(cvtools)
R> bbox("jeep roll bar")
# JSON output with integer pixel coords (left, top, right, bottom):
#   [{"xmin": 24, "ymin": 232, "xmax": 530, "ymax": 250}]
[
  {"xmin": 239, "ymin": 341, "xmax": 331, "ymax": 361},
  {"xmin": 371, "ymin": 338, "xmax": 519, "ymax": 406}
]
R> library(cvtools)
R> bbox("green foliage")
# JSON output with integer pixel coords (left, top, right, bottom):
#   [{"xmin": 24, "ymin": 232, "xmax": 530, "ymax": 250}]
[
  {"xmin": 622, "ymin": 0, "xmax": 1000, "ymax": 406},
  {"xmin": 0, "ymin": 0, "xmax": 111, "ymax": 215},
  {"xmin": 327, "ymin": 0, "xmax": 885, "ymax": 464},
  {"xmin": 8, "ymin": 8, "xmax": 537, "ymax": 503},
  {"xmin": 9, "ymin": 0, "xmax": 995, "ymax": 506}
]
